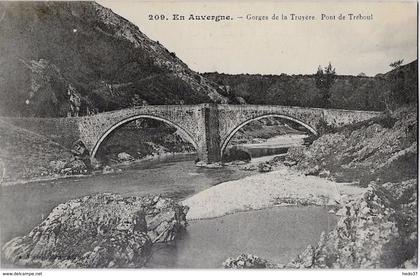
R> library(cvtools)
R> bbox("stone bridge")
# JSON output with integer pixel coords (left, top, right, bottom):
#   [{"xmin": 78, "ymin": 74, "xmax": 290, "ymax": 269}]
[{"xmin": 2, "ymin": 104, "xmax": 382, "ymax": 163}]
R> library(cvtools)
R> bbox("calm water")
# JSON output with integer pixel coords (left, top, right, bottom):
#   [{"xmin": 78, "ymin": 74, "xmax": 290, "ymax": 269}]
[
  {"xmin": 0, "ymin": 155, "xmax": 255, "ymax": 250},
  {"xmin": 0, "ymin": 153, "xmax": 337, "ymax": 268},
  {"xmin": 147, "ymin": 206, "xmax": 337, "ymax": 268}
]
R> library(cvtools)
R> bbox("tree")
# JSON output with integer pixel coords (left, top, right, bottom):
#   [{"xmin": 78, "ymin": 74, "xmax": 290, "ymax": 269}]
[
  {"xmin": 315, "ymin": 62, "xmax": 336, "ymax": 107},
  {"xmin": 389, "ymin": 59, "xmax": 404, "ymax": 69}
]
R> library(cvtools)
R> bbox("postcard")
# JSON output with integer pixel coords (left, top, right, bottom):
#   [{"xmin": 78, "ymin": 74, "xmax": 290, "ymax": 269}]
[{"xmin": 0, "ymin": 0, "xmax": 417, "ymax": 273}]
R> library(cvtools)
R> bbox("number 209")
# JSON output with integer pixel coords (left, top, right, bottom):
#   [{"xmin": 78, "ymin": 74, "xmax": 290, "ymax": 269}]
[{"xmin": 148, "ymin": 14, "xmax": 166, "ymax": 20}]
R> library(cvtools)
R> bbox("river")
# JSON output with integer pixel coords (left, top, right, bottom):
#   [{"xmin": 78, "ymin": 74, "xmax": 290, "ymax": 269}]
[
  {"xmin": 147, "ymin": 206, "xmax": 336, "ymax": 268},
  {"xmin": 1, "ymin": 147, "xmax": 337, "ymax": 268},
  {"xmin": 229, "ymin": 134, "xmax": 308, "ymax": 158},
  {"xmin": 0, "ymin": 154, "xmax": 255, "ymax": 247}
]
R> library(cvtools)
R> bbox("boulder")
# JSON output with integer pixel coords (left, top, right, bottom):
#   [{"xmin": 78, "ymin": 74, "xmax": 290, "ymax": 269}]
[
  {"xmin": 2, "ymin": 193, "xmax": 188, "ymax": 268},
  {"xmin": 117, "ymin": 152, "xmax": 134, "ymax": 162},
  {"xmin": 102, "ymin": 165, "xmax": 114, "ymax": 174},
  {"xmin": 257, "ymin": 162, "xmax": 272, "ymax": 173},
  {"xmin": 223, "ymin": 253, "xmax": 280, "ymax": 269},
  {"xmin": 48, "ymin": 160, "xmax": 67, "ymax": 172},
  {"xmin": 64, "ymin": 159, "xmax": 87, "ymax": 174},
  {"xmin": 146, "ymin": 196, "xmax": 189, "ymax": 243}
]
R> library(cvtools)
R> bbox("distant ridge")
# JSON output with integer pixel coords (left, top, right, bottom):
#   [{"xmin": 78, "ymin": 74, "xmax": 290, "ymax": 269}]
[{"xmin": 203, "ymin": 60, "xmax": 418, "ymax": 111}]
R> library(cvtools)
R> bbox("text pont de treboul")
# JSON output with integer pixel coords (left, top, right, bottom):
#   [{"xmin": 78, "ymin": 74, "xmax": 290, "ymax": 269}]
[{"xmin": 148, "ymin": 13, "xmax": 374, "ymax": 22}]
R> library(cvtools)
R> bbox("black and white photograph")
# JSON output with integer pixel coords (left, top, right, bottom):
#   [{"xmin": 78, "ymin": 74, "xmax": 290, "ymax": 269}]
[{"xmin": 0, "ymin": 0, "xmax": 418, "ymax": 272}]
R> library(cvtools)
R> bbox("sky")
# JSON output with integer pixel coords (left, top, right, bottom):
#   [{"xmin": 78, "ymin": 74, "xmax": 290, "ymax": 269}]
[{"xmin": 98, "ymin": 0, "xmax": 417, "ymax": 76}]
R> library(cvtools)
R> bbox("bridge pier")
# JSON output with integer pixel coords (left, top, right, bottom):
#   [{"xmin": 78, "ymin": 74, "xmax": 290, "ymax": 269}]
[{"xmin": 197, "ymin": 104, "xmax": 222, "ymax": 163}]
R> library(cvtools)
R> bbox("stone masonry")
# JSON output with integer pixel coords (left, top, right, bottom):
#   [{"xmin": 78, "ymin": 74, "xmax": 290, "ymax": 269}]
[{"xmin": 1, "ymin": 104, "xmax": 382, "ymax": 163}]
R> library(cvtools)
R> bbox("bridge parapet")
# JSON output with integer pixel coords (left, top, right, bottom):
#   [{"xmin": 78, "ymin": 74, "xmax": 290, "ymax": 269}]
[{"xmin": 321, "ymin": 108, "xmax": 382, "ymax": 127}]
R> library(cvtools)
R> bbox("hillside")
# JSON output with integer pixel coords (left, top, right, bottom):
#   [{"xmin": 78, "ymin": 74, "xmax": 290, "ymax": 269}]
[
  {"xmin": 0, "ymin": 1, "xmax": 228, "ymax": 117},
  {"xmin": 286, "ymin": 105, "xmax": 417, "ymax": 185},
  {"xmin": 1, "ymin": 1, "xmax": 416, "ymax": 118},
  {"xmin": 0, "ymin": 119, "xmax": 75, "ymax": 183},
  {"xmin": 203, "ymin": 60, "xmax": 418, "ymax": 111}
]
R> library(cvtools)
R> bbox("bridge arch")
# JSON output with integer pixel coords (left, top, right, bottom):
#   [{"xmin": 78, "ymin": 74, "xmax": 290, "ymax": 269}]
[
  {"xmin": 220, "ymin": 113, "xmax": 318, "ymax": 157},
  {"xmin": 90, "ymin": 114, "xmax": 199, "ymax": 160}
]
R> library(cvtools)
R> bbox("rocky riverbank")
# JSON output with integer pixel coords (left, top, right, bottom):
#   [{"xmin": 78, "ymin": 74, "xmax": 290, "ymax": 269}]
[
  {"xmin": 2, "ymin": 194, "xmax": 188, "ymax": 268},
  {"xmin": 222, "ymin": 106, "xmax": 418, "ymax": 269},
  {"xmin": 285, "ymin": 106, "xmax": 417, "ymax": 185}
]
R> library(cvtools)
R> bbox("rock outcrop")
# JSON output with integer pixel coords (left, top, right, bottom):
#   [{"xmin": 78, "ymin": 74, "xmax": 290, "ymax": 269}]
[
  {"xmin": 285, "ymin": 106, "xmax": 417, "ymax": 185},
  {"xmin": 286, "ymin": 181, "xmax": 417, "ymax": 268},
  {"xmin": 2, "ymin": 194, "xmax": 188, "ymax": 268}
]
